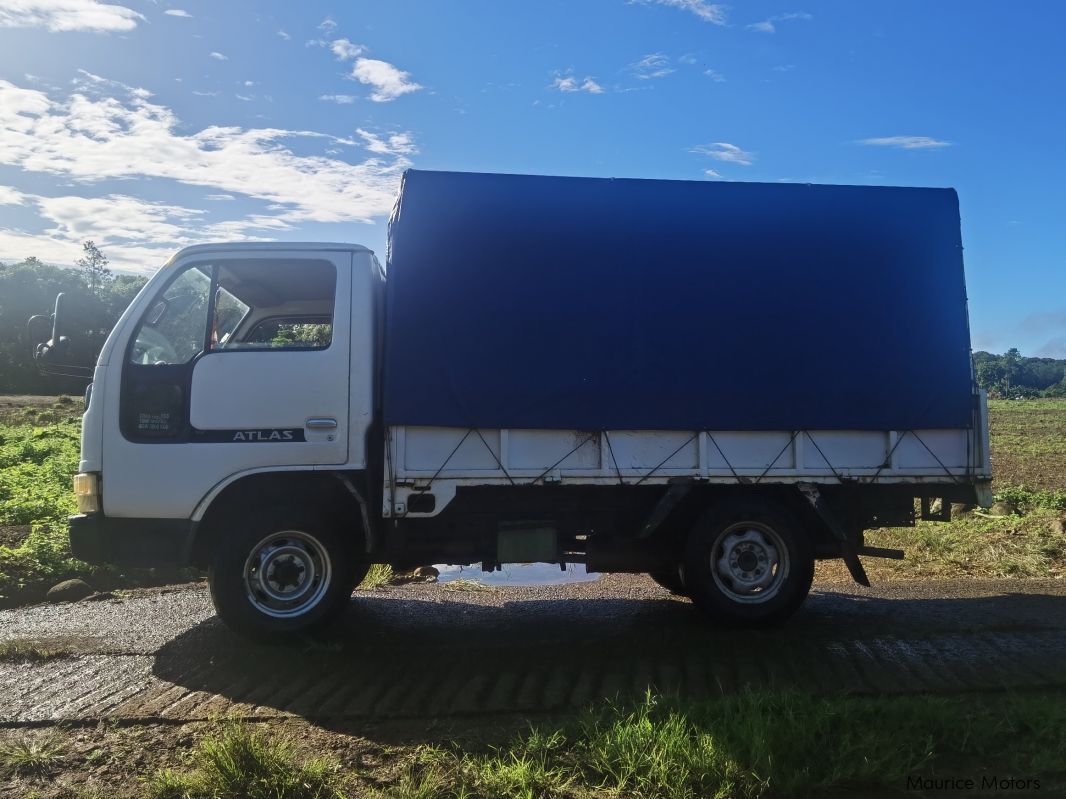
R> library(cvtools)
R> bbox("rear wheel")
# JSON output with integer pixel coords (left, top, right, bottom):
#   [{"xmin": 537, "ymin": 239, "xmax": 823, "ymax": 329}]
[
  {"xmin": 683, "ymin": 500, "xmax": 813, "ymax": 626},
  {"xmin": 208, "ymin": 506, "xmax": 361, "ymax": 639},
  {"xmin": 648, "ymin": 566, "xmax": 687, "ymax": 596}
]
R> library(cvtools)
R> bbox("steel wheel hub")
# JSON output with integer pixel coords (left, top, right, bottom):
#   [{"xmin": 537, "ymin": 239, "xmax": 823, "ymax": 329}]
[
  {"xmin": 243, "ymin": 531, "xmax": 332, "ymax": 618},
  {"xmin": 711, "ymin": 523, "xmax": 789, "ymax": 604}
]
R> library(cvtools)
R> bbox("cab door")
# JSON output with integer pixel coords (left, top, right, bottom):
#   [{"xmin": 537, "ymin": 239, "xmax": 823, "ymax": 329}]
[{"xmin": 103, "ymin": 249, "xmax": 351, "ymax": 519}]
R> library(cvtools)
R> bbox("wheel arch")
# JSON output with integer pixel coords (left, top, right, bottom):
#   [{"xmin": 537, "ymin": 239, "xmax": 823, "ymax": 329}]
[
  {"xmin": 189, "ymin": 470, "xmax": 372, "ymax": 570},
  {"xmin": 650, "ymin": 484, "xmax": 837, "ymax": 557}
]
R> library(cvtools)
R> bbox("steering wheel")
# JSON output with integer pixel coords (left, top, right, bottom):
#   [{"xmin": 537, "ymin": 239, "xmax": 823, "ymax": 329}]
[{"xmin": 132, "ymin": 326, "xmax": 179, "ymax": 365}]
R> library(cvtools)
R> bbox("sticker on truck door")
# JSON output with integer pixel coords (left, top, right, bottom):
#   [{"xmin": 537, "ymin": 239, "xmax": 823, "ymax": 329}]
[{"xmin": 190, "ymin": 428, "xmax": 306, "ymax": 443}]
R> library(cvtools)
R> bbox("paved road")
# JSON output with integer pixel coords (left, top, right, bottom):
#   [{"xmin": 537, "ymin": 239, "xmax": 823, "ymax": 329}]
[{"xmin": 3, "ymin": 576, "xmax": 1066, "ymax": 725}]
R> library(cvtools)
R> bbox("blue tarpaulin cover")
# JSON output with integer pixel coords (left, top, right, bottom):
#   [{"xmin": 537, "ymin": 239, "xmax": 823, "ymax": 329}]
[{"xmin": 383, "ymin": 170, "xmax": 974, "ymax": 431}]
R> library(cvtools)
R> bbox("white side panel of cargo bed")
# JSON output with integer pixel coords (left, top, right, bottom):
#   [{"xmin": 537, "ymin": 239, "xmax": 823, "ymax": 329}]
[{"xmin": 385, "ymin": 424, "xmax": 988, "ymax": 517}]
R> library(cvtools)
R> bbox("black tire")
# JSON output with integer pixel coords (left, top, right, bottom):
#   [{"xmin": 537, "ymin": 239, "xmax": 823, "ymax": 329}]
[
  {"xmin": 208, "ymin": 505, "xmax": 361, "ymax": 640},
  {"xmin": 682, "ymin": 499, "xmax": 814, "ymax": 627},
  {"xmin": 648, "ymin": 566, "xmax": 687, "ymax": 596}
]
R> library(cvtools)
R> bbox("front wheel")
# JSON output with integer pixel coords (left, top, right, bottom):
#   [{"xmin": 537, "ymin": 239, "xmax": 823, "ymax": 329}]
[
  {"xmin": 682, "ymin": 500, "xmax": 814, "ymax": 626},
  {"xmin": 209, "ymin": 507, "xmax": 361, "ymax": 639}
]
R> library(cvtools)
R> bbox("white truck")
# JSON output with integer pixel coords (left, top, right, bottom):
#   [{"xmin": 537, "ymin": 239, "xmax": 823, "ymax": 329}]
[{"xmin": 31, "ymin": 171, "xmax": 992, "ymax": 637}]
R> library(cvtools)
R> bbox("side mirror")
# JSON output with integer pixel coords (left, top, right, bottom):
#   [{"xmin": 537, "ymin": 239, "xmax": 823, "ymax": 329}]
[
  {"xmin": 28, "ymin": 293, "xmax": 94, "ymax": 380},
  {"xmin": 27, "ymin": 314, "xmax": 52, "ymax": 348}
]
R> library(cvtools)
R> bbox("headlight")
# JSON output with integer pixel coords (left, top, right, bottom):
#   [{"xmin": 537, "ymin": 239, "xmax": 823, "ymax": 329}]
[{"xmin": 73, "ymin": 472, "xmax": 100, "ymax": 514}]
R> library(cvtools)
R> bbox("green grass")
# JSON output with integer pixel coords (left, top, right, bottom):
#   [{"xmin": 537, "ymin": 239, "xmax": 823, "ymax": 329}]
[
  {"xmin": 861, "ymin": 505, "xmax": 1066, "ymax": 580},
  {"xmin": 994, "ymin": 484, "xmax": 1066, "ymax": 512},
  {"xmin": 0, "ymin": 733, "xmax": 67, "ymax": 779},
  {"xmin": 0, "ymin": 414, "xmax": 89, "ymax": 600},
  {"xmin": 378, "ymin": 691, "xmax": 1066, "ymax": 799},
  {"xmin": 146, "ymin": 720, "xmax": 343, "ymax": 799},
  {"xmin": 0, "ymin": 639, "xmax": 72, "ymax": 661},
  {"xmin": 359, "ymin": 563, "xmax": 395, "ymax": 589}
]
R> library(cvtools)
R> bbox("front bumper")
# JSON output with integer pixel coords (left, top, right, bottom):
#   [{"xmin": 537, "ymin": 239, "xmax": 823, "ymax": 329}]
[{"xmin": 69, "ymin": 513, "xmax": 196, "ymax": 567}]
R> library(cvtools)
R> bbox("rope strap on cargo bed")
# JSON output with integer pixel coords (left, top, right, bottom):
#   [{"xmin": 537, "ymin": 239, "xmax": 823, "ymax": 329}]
[
  {"xmin": 530, "ymin": 433, "xmax": 599, "ymax": 485},
  {"xmin": 632, "ymin": 432, "xmax": 700, "ymax": 487},
  {"xmin": 755, "ymin": 431, "xmax": 799, "ymax": 484},
  {"xmin": 474, "ymin": 427, "xmax": 516, "ymax": 486},
  {"xmin": 802, "ymin": 431, "xmax": 846, "ymax": 484},
  {"xmin": 396, "ymin": 424, "xmax": 963, "ymax": 509},
  {"xmin": 603, "ymin": 430, "xmax": 625, "ymax": 485},
  {"xmin": 909, "ymin": 430, "xmax": 963, "ymax": 484},
  {"xmin": 704, "ymin": 431, "xmax": 742, "ymax": 482}
]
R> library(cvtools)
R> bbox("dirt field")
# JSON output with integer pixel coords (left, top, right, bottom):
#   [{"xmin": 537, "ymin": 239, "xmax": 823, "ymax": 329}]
[{"xmin": 988, "ymin": 398, "xmax": 1066, "ymax": 491}]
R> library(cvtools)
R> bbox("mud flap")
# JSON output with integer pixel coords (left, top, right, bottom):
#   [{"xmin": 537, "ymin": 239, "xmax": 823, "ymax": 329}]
[
  {"xmin": 638, "ymin": 480, "xmax": 693, "ymax": 538},
  {"xmin": 797, "ymin": 483, "xmax": 870, "ymax": 587}
]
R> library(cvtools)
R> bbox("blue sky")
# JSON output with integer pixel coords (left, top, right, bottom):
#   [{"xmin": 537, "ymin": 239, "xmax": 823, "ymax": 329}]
[{"xmin": 0, "ymin": 0, "xmax": 1063, "ymax": 356}]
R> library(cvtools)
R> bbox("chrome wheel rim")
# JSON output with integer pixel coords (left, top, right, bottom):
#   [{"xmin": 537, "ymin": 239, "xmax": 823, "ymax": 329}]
[
  {"xmin": 243, "ymin": 530, "xmax": 332, "ymax": 618},
  {"xmin": 710, "ymin": 521, "xmax": 789, "ymax": 604}
]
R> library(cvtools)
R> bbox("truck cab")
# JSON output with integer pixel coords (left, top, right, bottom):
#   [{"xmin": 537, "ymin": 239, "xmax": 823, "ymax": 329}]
[{"xmin": 58, "ymin": 244, "xmax": 383, "ymax": 633}]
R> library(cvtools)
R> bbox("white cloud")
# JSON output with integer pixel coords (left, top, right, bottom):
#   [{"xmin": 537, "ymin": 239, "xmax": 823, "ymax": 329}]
[
  {"xmin": 356, "ymin": 129, "xmax": 418, "ymax": 156},
  {"xmin": 319, "ymin": 94, "xmax": 357, "ymax": 104},
  {"xmin": 235, "ymin": 94, "xmax": 252, "ymax": 101},
  {"xmin": 350, "ymin": 58, "xmax": 422, "ymax": 102},
  {"xmin": 205, "ymin": 194, "xmax": 234, "ymax": 201},
  {"xmin": 0, "ymin": 185, "xmax": 27, "ymax": 204},
  {"xmin": 859, "ymin": 136, "xmax": 952, "ymax": 150},
  {"xmin": 692, "ymin": 142, "xmax": 755, "ymax": 165},
  {"xmin": 0, "ymin": 0, "xmax": 143, "ymax": 33},
  {"xmin": 550, "ymin": 74, "xmax": 604, "ymax": 94},
  {"xmin": 35, "ymin": 192, "xmax": 205, "ymax": 244},
  {"xmin": 330, "ymin": 38, "xmax": 365, "ymax": 60},
  {"xmin": 0, "ymin": 77, "xmax": 416, "ymax": 268},
  {"xmin": 747, "ymin": 12, "xmax": 812, "ymax": 33},
  {"xmin": 318, "ymin": 16, "xmax": 336, "ymax": 33},
  {"xmin": 164, "ymin": 9, "xmax": 191, "ymax": 18},
  {"xmin": 191, "ymin": 89, "xmax": 220, "ymax": 97},
  {"xmin": 277, "ymin": 29, "xmax": 290, "ymax": 40},
  {"xmin": 0, "ymin": 80, "xmax": 52, "ymax": 122},
  {"xmin": 73, "ymin": 67, "xmax": 152, "ymax": 99},
  {"xmin": 703, "ymin": 168, "xmax": 721, "ymax": 178},
  {"xmin": 631, "ymin": 53, "xmax": 674, "ymax": 80},
  {"xmin": 209, "ymin": 51, "xmax": 228, "ymax": 61},
  {"xmin": 703, "ymin": 68, "xmax": 725, "ymax": 82},
  {"xmin": 0, "ymin": 191, "xmax": 216, "ymax": 268},
  {"xmin": 628, "ymin": 0, "xmax": 726, "ymax": 24}
]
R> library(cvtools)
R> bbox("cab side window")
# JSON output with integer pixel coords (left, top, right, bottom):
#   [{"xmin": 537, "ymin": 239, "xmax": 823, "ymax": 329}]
[
  {"xmin": 209, "ymin": 260, "xmax": 335, "ymax": 351},
  {"xmin": 129, "ymin": 266, "xmax": 212, "ymax": 365},
  {"xmin": 244, "ymin": 317, "xmax": 333, "ymax": 348}
]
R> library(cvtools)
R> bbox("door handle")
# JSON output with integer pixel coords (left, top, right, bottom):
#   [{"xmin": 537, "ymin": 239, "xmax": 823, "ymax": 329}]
[{"xmin": 305, "ymin": 417, "xmax": 338, "ymax": 430}]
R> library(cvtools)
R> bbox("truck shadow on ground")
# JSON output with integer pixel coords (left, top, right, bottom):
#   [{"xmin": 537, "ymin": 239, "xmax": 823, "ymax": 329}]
[{"xmin": 149, "ymin": 586, "xmax": 1066, "ymax": 724}]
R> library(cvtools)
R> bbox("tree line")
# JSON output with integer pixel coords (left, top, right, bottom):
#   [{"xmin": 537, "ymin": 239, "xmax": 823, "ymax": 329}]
[
  {"xmin": 974, "ymin": 349, "xmax": 1066, "ymax": 398},
  {"xmin": 0, "ymin": 242, "xmax": 148, "ymax": 394},
  {"xmin": 0, "ymin": 242, "xmax": 1064, "ymax": 399}
]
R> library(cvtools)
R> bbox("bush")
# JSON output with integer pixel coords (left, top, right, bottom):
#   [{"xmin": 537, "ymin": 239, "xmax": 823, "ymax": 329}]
[
  {"xmin": 0, "ymin": 420, "xmax": 88, "ymax": 597},
  {"xmin": 995, "ymin": 485, "xmax": 1066, "ymax": 512}
]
